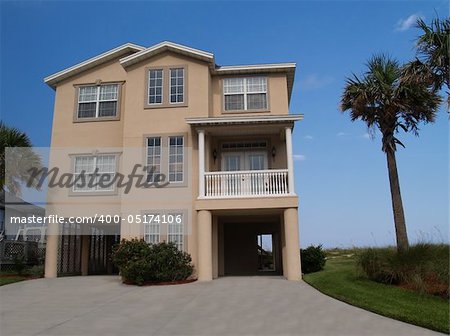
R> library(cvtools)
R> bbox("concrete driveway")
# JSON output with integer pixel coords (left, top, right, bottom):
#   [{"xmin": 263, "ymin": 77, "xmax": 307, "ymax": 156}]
[{"xmin": 0, "ymin": 276, "xmax": 442, "ymax": 336}]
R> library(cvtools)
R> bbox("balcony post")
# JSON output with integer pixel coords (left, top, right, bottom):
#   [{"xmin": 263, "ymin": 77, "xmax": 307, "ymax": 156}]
[
  {"xmin": 198, "ymin": 129, "xmax": 205, "ymax": 198},
  {"xmin": 285, "ymin": 126, "xmax": 295, "ymax": 195}
]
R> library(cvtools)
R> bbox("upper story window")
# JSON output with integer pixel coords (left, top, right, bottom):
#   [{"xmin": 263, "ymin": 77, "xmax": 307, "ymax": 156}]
[
  {"xmin": 146, "ymin": 66, "xmax": 187, "ymax": 108},
  {"xmin": 77, "ymin": 84, "xmax": 119, "ymax": 119},
  {"xmin": 170, "ymin": 68, "xmax": 184, "ymax": 104},
  {"xmin": 148, "ymin": 69, "xmax": 163, "ymax": 104},
  {"xmin": 73, "ymin": 154, "xmax": 116, "ymax": 192},
  {"xmin": 223, "ymin": 77, "xmax": 267, "ymax": 111}
]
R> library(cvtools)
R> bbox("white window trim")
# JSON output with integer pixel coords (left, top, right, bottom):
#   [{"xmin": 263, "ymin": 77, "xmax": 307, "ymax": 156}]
[
  {"xmin": 144, "ymin": 220, "xmax": 161, "ymax": 245},
  {"xmin": 78, "ymin": 84, "xmax": 118, "ymax": 119},
  {"xmin": 72, "ymin": 155, "xmax": 116, "ymax": 192},
  {"xmin": 147, "ymin": 137, "xmax": 162, "ymax": 182},
  {"xmin": 169, "ymin": 68, "xmax": 185, "ymax": 105},
  {"xmin": 148, "ymin": 69, "xmax": 164, "ymax": 105},
  {"xmin": 167, "ymin": 213, "xmax": 184, "ymax": 250},
  {"xmin": 223, "ymin": 77, "xmax": 267, "ymax": 111},
  {"xmin": 168, "ymin": 136, "xmax": 184, "ymax": 183}
]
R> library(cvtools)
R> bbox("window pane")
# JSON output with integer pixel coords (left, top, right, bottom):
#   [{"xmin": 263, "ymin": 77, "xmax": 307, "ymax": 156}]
[
  {"xmin": 78, "ymin": 102, "xmax": 96, "ymax": 118},
  {"xmin": 144, "ymin": 220, "xmax": 160, "ymax": 245},
  {"xmin": 98, "ymin": 101, "xmax": 117, "ymax": 117},
  {"xmin": 168, "ymin": 214, "xmax": 184, "ymax": 250},
  {"xmin": 96, "ymin": 155, "xmax": 116, "ymax": 173},
  {"xmin": 79, "ymin": 86, "xmax": 97, "ymax": 102},
  {"xmin": 148, "ymin": 69, "xmax": 163, "ymax": 105},
  {"xmin": 224, "ymin": 94, "xmax": 244, "ymax": 111},
  {"xmin": 246, "ymin": 77, "xmax": 267, "ymax": 93},
  {"xmin": 168, "ymin": 136, "xmax": 183, "ymax": 182},
  {"xmin": 99, "ymin": 84, "xmax": 118, "ymax": 100},
  {"xmin": 147, "ymin": 137, "xmax": 161, "ymax": 182},
  {"xmin": 247, "ymin": 93, "xmax": 267, "ymax": 110},
  {"xmin": 170, "ymin": 68, "xmax": 184, "ymax": 103},
  {"xmin": 224, "ymin": 78, "xmax": 244, "ymax": 94}
]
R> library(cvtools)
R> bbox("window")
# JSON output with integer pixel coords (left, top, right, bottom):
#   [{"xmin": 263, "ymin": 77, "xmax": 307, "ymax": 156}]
[
  {"xmin": 170, "ymin": 68, "xmax": 184, "ymax": 103},
  {"xmin": 147, "ymin": 137, "xmax": 161, "ymax": 182},
  {"xmin": 143, "ymin": 213, "xmax": 185, "ymax": 250},
  {"xmin": 168, "ymin": 213, "xmax": 184, "ymax": 250},
  {"xmin": 78, "ymin": 84, "xmax": 119, "ymax": 119},
  {"xmin": 168, "ymin": 136, "xmax": 184, "ymax": 182},
  {"xmin": 223, "ymin": 77, "xmax": 267, "ymax": 111},
  {"xmin": 144, "ymin": 220, "xmax": 160, "ymax": 245},
  {"xmin": 73, "ymin": 155, "xmax": 116, "ymax": 192},
  {"xmin": 148, "ymin": 69, "xmax": 163, "ymax": 104}
]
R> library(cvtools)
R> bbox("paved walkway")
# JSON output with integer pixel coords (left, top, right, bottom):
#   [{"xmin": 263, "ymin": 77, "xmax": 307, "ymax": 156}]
[{"xmin": 0, "ymin": 276, "xmax": 442, "ymax": 336}]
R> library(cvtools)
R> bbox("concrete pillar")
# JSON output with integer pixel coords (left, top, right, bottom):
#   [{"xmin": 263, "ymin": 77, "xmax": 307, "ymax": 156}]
[
  {"xmin": 212, "ymin": 216, "xmax": 218, "ymax": 279},
  {"xmin": 197, "ymin": 210, "xmax": 212, "ymax": 281},
  {"xmin": 285, "ymin": 127, "xmax": 295, "ymax": 195},
  {"xmin": 284, "ymin": 208, "xmax": 301, "ymax": 280},
  {"xmin": 81, "ymin": 235, "xmax": 90, "ymax": 276},
  {"xmin": 44, "ymin": 221, "xmax": 59, "ymax": 278},
  {"xmin": 198, "ymin": 129, "xmax": 205, "ymax": 198}
]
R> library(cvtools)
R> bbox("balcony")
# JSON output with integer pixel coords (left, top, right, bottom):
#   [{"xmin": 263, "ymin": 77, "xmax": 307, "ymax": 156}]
[{"xmin": 204, "ymin": 169, "xmax": 289, "ymax": 198}]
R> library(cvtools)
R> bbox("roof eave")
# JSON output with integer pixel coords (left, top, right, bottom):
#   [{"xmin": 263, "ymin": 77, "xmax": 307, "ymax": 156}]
[
  {"xmin": 120, "ymin": 41, "xmax": 215, "ymax": 69},
  {"xmin": 44, "ymin": 43, "xmax": 146, "ymax": 89}
]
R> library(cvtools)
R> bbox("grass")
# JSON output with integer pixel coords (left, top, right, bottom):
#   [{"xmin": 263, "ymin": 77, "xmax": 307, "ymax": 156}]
[
  {"xmin": 0, "ymin": 274, "xmax": 30, "ymax": 286},
  {"xmin": 304, "ymin": 255, "xmax": 450, "ymax": 334}
]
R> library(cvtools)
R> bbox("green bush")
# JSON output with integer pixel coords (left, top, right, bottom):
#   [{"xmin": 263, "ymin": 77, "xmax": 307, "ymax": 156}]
[
  {"xmin": 27, "ymin": 265, "xmax": 44, "ymax": 277},
  {"xmin": 12, "ymin": 255, "xmax": 26, "ymax": 275},
  {"xmin": 301, "ymin": 245, "xmax": 326, "ymax": 274},
  {"xmin": 357, "ymin": 243, "xmax": 449, "ymax": 297},
  {"xmin": 112, "ymin": 239, "xmax": 193, "ymax": 285}
]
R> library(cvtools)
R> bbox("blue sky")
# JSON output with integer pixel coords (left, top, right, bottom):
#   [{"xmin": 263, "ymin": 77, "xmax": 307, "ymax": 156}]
[{"xmin": 1, "ymin": 1, "xmax": 448, "ymax": 247}]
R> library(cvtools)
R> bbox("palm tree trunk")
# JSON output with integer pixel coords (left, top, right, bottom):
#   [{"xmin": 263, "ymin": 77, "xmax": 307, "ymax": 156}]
[{"xmin": 386, "ymin": 149, "xmax": 409, "ymax": 252}]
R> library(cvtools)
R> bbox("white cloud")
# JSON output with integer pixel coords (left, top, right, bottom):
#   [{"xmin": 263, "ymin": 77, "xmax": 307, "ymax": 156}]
[
  {"xmin": 293, "ymin": 154, "xmax": 306, "ymax": 161},
  {"xmin": 362, "ymin": 133, "xmax": 371, "ymax": 140},
  {"xmin": 395, "ymin": 13, "xmax": 423, "ymax": 32},
  {"xmin": 337, "ymin": 132, "xmax": 347, "ymax": 137},
  {"xmin": 304, "ymin": 135, "xmax": 314, "ymax": 140},
  {"xmin": 299, "ymin": 74, "xmax": 334, "ymax": 90}
]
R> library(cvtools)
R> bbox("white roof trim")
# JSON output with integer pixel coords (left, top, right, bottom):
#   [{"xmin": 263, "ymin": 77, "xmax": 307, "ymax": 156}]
[
  {"xmin": 120, "ymin": 41, "xmax": 214, "ymax": 68},
  {"xmin": 44, "ymin": 43, "xmax": 145, "ymax": 88},
  {"xmin": 214, "ymin": 63, "xmax": 296, "ymax": 73},
  {"xmin": 186, "ymin": 114, "xmax": 303, "ymax": 126}
]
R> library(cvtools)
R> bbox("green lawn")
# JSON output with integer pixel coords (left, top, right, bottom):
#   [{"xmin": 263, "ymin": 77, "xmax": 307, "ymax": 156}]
[
  {"xmin": 0, "ymin": 275, "xmax": 29, "ymax": 286},
  {"xmin": 304, "ymin": 256, "xmax": 449, "ymax": 334}
]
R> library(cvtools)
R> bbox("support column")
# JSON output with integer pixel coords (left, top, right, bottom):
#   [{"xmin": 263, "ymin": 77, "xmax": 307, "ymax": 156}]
[
  {"xmin": 198, "ymin": 129, "xmax": 205, "ymax": 198},
  {"xmin": 197, "ymin": 210, "xmax": 212, "ymax": 281},
  {"xmin": 285, "ymin": 127, "xmax": 295, "ymax": 195},
  {"xmin": 44, "ymin": 221, "xmax": 59, "ymax": 278},
  {"xmin": 284, "ymin": 208, "xmax": 301, "ymax": 281},
  {"xmin": 81, "ymin": 235, "xmax": 90, "ymax": 276}
]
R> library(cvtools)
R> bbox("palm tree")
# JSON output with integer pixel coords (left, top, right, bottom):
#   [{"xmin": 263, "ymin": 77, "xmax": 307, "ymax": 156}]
[
  {"xmin": 403, "ymin": 17, "xmax": 449, "ymax": 107},
  {"xmin": 0, "ymin": 121, "xmax": 42, "ymax": 195},
  {"xmin": 341, "ymin": 55, "xmax": 442, "ymax": 252}
]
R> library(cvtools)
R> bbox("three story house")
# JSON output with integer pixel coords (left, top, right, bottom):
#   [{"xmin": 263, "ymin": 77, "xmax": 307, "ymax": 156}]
[{"xmin": 44, "ymin": 41, "xmax": 302, "ymax": 281}]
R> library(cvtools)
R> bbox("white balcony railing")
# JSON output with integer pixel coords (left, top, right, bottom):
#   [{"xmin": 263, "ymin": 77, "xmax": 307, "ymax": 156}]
[{"xmin": 204, "ymin": 169, "xmax": 290, "ymax": 198}]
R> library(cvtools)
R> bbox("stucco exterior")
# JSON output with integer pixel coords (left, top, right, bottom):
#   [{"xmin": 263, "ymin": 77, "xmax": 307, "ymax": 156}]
[{"xmin": 44, "ymin": 41, "xmax": 302, "ymax": 281}]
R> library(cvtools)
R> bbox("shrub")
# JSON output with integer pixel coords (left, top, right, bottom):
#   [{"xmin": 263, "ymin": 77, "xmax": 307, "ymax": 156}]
[
  {"xmin": 27, "ymin": 265, "xmax": 44, "ymax": 277},
  {"xmin": 112, "ymin": 239, "xmax": 193, "ymax": 285},
  {"xmin": 12, "ymin": 255, "xmax": 26, "ymax": 275},
  {"xmin": 301, "ymin": 245, "xmax": 326, "ymax": 274},
  {"xmin": 357, "ymin": 243, "xmax": 449, "ymax": 297}
]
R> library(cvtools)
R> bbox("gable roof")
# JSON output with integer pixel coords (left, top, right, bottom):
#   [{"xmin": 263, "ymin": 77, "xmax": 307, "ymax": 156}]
[
  {"xmin": 44, "ymin": 41, "xmax": 296, "ymax": 100},
  {"xmin": 44, "ymin": 43, "xmax": 145, "ymax": 89},
  {"xmin": 119, "ymin": 41, "xmax": 215, "ymax": 68}
]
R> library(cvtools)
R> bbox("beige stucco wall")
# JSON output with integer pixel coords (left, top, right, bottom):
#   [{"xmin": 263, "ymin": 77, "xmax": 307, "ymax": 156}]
[{"xmin": 211, "ymin": 73, "xmax": 290, "ymax": 117}]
